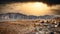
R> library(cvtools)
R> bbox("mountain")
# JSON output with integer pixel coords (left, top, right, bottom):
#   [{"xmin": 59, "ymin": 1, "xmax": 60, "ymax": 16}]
[
  {"xmin": 0, "ymin": 13, "xmax": 27, "ymax": 20},
  {"xmin": 38, "ymin": 15, "xmax": 55, "ymax": 19},
  {"xmin": 0, "ymin": 13, "xmax": 60, "ymax": 20},
  {"xmin": 0, "ymin": 13, "xmax": 37, "ymax": 20}
]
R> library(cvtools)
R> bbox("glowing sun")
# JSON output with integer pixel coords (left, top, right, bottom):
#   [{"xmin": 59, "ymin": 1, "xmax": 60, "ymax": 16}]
[
  {"xmin": 31, "ymin": 2, "xmax": 49, "ymax": 10},
  {"xmin": 20, "ymin": 2, "xmax": 50, "ymax": 16},
  {"xmin": 1, "ymin": 2, "xmax": 53, "ymax": 16}
]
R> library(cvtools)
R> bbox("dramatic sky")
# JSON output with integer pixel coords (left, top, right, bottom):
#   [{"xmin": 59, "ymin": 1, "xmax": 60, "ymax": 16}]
[{"xmin": 0, "ymin": 0, "xmax": 60, "ymax": 16}]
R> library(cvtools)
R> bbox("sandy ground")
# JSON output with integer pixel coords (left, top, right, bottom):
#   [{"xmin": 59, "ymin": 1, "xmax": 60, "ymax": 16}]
[{"xmin": 0, "ymin": 21, "xmax": 35, "ymax": 34}]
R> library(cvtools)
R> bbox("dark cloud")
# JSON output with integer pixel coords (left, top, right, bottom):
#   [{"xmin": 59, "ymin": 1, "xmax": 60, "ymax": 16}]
[
  {"xmin": 51, "ymin": 9, "xmax": 60, "ymax": 15},
  {"xmin": 0, "ymin": 0, "xmax": 60, "ymax": 5}
]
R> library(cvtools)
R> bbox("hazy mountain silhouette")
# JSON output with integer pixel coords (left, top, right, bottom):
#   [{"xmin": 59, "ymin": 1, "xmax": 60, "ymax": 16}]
[{"xmin": 0, "ymin": 13, "xmax": 60, "ymax": 20}]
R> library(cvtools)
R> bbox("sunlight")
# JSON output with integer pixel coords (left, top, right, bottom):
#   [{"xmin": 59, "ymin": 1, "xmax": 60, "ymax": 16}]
[
  {"xmin": 32, "ymin": 2, "xmax": 49, "ymax": 10},
  {"xmin": 1, "ymin": 2, "xmax": 53, "ymax": 16}
]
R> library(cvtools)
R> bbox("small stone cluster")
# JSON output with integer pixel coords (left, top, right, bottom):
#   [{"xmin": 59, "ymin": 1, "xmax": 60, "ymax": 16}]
[
  {"xmin": 34, "ymin": 21, "xmax": 60, "ymax": 34},
  {"xmin": 27, "ymin": 20, "xmax": 60, "ymax": 34}
]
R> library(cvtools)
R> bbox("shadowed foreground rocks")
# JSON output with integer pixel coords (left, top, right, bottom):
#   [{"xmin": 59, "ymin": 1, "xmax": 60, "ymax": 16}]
[{"xmin": 0, "ymin": 20, "xmax": 60, "ymax": 34}]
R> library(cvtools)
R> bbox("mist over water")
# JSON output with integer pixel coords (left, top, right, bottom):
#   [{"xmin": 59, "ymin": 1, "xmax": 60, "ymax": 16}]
[{"xmin": 0, "ymin": 2, "xmax": 60, "ymax": 16}]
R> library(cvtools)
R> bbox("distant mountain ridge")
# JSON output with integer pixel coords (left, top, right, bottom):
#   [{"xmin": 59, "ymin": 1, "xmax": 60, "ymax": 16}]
[{"xmin": 0, "ymin": 13, "xmax": 60, "ymax": 20}]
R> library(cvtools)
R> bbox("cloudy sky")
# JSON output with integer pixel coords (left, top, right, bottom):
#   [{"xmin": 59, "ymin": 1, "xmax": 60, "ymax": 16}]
[{"xmin": 0, "ymin": 0, "xmax": 60, "ymax": 16}]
